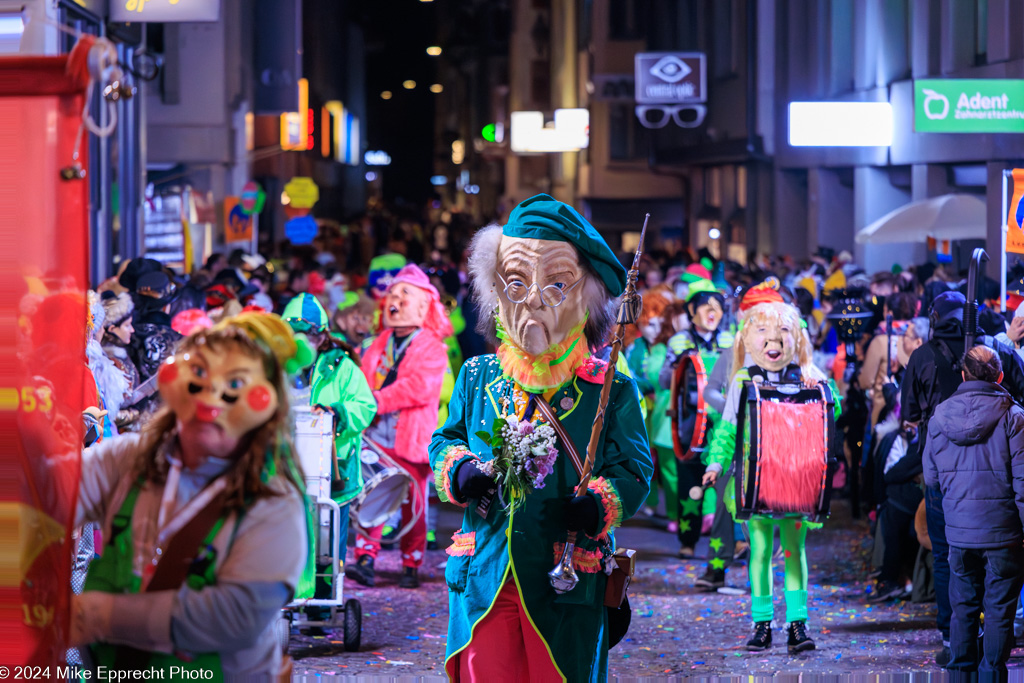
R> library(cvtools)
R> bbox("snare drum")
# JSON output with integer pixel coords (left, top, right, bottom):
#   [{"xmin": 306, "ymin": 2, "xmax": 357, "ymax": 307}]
[
  {"xmin": 670, "ymin": 352, "xmax": 709, "ymax": 461},
  {"xmin": 733, "ymin": 381, "xmax": 836, "ymax": 523},
  {"xmin": 352, "ymin": 438, "xmax": 413, "ymax": 530},
  {"xmin": 293, "ymin": 405, "xmax": 335, "ymax": 501}
]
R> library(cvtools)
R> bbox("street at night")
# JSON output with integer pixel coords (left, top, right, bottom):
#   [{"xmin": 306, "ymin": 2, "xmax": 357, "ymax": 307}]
[
  {"xmin": 9, "ymin": 0, "xmax": 1024, "ymax": 680},
  {"xmin": 287, "ymin": 502, "xmax": 1006, "ymax": 678}
]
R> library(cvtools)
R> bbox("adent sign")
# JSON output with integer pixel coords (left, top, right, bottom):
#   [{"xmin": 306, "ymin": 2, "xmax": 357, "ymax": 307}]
[{"xmin": 915, "ymin": 79, "xmax": 1024, "ymax": 133}]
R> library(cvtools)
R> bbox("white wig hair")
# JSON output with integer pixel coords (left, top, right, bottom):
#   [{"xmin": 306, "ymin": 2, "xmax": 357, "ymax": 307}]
[
  {"xmin": 87, "ymin": 338, "xmax": 128, "ymax": 417},
  {"xmin": 467, "ymin": 224, "xmax": 619, "ymax": 350}
]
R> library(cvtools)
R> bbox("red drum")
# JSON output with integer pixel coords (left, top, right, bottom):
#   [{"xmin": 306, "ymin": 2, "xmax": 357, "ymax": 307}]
[
  {"xmin": 670, "ymin": 352, "xmax": 709, "ymax": 461},
  {"xmin": 734, "ymin": 381, "xmax": 836, "ymax": 523}
]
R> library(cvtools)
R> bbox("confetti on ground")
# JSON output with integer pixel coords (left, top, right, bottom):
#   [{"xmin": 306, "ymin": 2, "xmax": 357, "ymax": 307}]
[{"xmin": 285, "ymin": 501, "xmax": 1023, "ymax": 677}]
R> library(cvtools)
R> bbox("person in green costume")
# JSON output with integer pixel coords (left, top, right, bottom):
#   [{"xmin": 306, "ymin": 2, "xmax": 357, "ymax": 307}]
[
  {"xmin": 70, "ymin": 312, "xmax": 310, "ymax": 680},
  {"xmin": 623, "ymin": 287, "xmax": 672, "ymax": 512},
  {"xmin": 702, "ymin": 284, "xmax": 841, "ymax": 654},
  {"xmin": 657, "ymin": 279, "xmax": 734, "ymax": 558},
  {"xmin": 282, "ymin": 293, "xmax": 377, "ymax": 609},
  {"xmin": 430, "ymin": 195, "xmax": 652, "ymax": 682}
]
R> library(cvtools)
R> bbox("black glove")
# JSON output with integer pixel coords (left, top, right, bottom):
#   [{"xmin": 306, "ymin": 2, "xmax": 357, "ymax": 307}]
[
  {"xmin": 563, "ymin": 494, "xmax": 600, "ymax": 536},
  {"xmin": 454, "ymin": 460, "xmax": 494, "ymax": 502}
]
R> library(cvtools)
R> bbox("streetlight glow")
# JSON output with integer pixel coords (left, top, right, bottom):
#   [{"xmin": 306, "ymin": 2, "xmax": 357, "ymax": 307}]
[
  {"xmin": 426, "ymin": 46, "xmax": 442, "ymax": 56},
  {"xmin": 403, "ymin": 80, "xmax": 416, "ymax": 90},
  {"xmin": 381, "ymin": 91, "xmax": 392, "ymax": 100},
  {"xmin": 430, "ymin": 84, "xmax": 444, "ymax": 94}
]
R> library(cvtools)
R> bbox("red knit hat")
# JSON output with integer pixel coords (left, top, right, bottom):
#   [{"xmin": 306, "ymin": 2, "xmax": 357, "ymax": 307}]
[{"xmin": 739, "ymin": 282, "xmax": 784, "ymax": 313}]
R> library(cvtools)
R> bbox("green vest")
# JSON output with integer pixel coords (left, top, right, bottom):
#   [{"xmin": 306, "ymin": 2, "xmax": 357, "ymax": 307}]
[{"xmin": 84, "ymin": 483, "xmax": 235, "ymax": 681}]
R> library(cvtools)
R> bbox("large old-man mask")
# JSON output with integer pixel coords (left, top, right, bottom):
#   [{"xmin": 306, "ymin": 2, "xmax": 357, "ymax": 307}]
[{"xmin": 496, "ymin": 236, "xmax": 588, "ymax": 357}]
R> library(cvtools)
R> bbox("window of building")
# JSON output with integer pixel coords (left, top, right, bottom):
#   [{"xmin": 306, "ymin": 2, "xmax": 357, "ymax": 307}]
[
  {"xmin": 712, "ymin": 0, "xmax": 739, "ymax": 78},
  {"xmin": 975, "ymin": 0, "xmax": 988, "ymax": 65},
  {"xmin": 530, "ymin": 60, "xmax": 550, "ymax": 109},
  {"xmin": 829, "ymin": 0, "xmax": 854, "ymax": 94},
  {"xmin": 609, "ymin": 0, "xmax": 648, "ymax": 41},
  {"xmin": 609, "ymin": 103, "xmax": 648, "ymax": 161}
]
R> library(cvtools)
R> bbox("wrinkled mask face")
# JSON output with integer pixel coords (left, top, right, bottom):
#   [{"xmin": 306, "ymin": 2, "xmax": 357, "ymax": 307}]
[
  {"xmin": 691, "ymin": 298, "xmax": 723, "ymax": 334},
  {"xmin": 744, "ymin": 309, "xmax": 797, "ymax": 372},
  {"xmin": 496, "ymin": 236, "xmax": 587, "ymax": 356},
  {"xmin": 158, "ymin": 342, "xmax": 279, "ymax": 457},
  {"xmin": 383, "ymin": 283, "xmax": 430, "ymax": 330}
]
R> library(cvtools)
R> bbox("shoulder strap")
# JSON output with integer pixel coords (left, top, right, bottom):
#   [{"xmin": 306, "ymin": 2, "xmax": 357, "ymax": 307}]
[
  {"xmin": 533, "ymin": 397, "xmax": 585, "ymax": 479},
  {"xmin": 145, "ymin": 490, "xmax": 229, "ymax": 592}
]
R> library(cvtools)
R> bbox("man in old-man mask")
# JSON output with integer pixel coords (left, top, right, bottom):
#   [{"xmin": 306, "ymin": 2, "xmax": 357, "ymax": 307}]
[{"xmin": 429, "ymin": 194, "xmax": 652, "ymax": 682}]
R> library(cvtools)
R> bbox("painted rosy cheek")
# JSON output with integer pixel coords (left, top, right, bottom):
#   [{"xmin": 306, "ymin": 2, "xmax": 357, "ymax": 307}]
[
  {"xmin": 247, "ymin": 386, "xmax": 273, "ymax": 411},
  {"xmin": 158, "ymin": 362, "xmax": 178, "ymax": 385}
]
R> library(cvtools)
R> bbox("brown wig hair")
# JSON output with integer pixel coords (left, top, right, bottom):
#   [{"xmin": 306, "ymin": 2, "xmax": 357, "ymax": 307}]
[
  {"xmin": 654, "ymin": 301, "xmax": 690, "ymax": 346},
  {"xmin": 133, "ymin": 322, "xmax": 304, "ymax": 511}
]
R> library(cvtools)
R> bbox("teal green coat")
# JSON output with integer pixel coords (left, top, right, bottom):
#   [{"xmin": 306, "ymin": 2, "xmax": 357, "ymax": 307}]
[
  {"xmin": 429, "ymin": 354, "xmax": 652, "ymax": 682},
  {"xmin": 308, "ymin": 349, "xmax": 377, "ymax": 505}
]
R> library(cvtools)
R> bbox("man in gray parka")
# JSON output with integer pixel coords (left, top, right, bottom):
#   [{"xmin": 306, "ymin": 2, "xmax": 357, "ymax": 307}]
[{"xmin": 923, "ymin": 345, "xmax": 1024, "ymax": 677}]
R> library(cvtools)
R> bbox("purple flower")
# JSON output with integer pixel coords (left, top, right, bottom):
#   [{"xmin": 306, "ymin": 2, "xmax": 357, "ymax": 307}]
[{"xmin": 518, "ymin": 420, "xmax": 535, "ymax": 436}]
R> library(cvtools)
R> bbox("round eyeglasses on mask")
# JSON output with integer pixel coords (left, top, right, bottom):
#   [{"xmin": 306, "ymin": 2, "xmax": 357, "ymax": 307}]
[{"xmin": 496, "ymin": 271, "xmax": 583, "ymax": 308}]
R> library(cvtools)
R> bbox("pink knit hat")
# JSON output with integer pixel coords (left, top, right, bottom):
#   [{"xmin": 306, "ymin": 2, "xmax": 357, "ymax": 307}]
[
  {"xmin": 389, "ymin": 264, "xmax": 440, "ymax": 301},
  {"xmin": 382, "ymin": 264, "xmax": 452, "ymax": 338}
]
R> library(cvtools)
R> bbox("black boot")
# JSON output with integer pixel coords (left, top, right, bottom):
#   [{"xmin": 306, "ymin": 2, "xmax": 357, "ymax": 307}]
[
  {"xmin": 746, "ymin": 621, "xmax": 772, "ymax": 651},
  {"xmin": 694, "ymin": 568, "xmax": 725, "ymax": 591},
  {"xmin": 398, "ymin": 566, "xmax": 420, "ymax": 589},
  {"xmin": 345, "ymin": 555, "xmax": 375, "ymax": 587},
  {"xmin": 787, "ymin": 621, "xmax": 815, "ymax": 653}
]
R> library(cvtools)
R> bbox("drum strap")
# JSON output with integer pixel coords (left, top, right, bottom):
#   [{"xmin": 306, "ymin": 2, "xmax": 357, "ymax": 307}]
[{"xmin": 532, "ymin": 396, "xmax": 585, "ymax": 480}]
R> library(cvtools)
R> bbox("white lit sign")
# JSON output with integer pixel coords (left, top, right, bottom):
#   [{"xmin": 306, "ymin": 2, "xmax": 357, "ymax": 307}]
[
  {"xmin": 788, "ymin": 102, "xmax": 893, "ymax": 147},
  {"xmin": 364, "ymin": 150, "xmax": 392, "ymax": 166},
  {"xmin": 510, "ymin": 109, "xmax": 590, "ymax": 153}
]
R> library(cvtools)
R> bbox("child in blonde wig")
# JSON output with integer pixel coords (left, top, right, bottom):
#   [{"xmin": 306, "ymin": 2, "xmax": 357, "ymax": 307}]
[{"xmin": 702, "ymin": 284, "xmax": 840, "ymax": 654}]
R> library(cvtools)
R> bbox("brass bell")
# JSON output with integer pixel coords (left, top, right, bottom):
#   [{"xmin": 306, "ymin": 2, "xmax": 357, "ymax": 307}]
[{"xmin": 548, "ymin": 537, "xmax": 579, "ymax": 594}]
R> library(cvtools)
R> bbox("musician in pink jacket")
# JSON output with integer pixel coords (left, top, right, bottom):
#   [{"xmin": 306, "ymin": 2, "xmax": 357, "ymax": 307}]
[{"xmin": 348, "ymin": 264, "xmax": 452, "ymax": 588}]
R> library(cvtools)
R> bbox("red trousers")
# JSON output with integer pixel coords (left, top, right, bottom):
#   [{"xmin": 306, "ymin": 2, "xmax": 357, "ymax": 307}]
[
  {"xmin": 355, "ymin": 454, "xmax": 431, "ymax": 569},
  {"xmin": 450, "ymin": 581, "xmax": 561, "ymax": 681}
]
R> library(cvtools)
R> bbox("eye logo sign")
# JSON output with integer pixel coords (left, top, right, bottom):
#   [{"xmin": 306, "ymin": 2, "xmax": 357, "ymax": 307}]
[
  {"xmin": 649, "ymin": 55, "xmax": 692, "ymax": 84},
  {"xmin": 922, "ymin": 89, "xmax": 949, "ymax": 120}
]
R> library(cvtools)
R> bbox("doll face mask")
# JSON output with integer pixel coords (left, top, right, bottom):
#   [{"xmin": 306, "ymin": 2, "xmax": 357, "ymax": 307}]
[
  {"xmin": 158, "ymin": 343, "xmax": 279, "ymax": 460},
  {"xmin": 744, "ymin": 307, "xmax": 797, "ymax": 373},
  {"xmin": 690, "ymin": 298, "xmax": 723, "ymax": 335},
  {"xmin": 383, "ymin": 282, "xmax": 430, "ymax": 331},
  {"xmin": 496, "ymin": 236, "xmax": 587, "ymax": 356}
]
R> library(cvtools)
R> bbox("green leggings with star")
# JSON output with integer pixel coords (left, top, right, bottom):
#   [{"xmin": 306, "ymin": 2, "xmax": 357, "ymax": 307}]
[{"xmin": 748, "ymin": 517, "xmax": 809, "ymax": 624}]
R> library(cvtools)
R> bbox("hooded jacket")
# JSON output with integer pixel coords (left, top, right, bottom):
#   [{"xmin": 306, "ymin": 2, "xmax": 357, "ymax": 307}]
[{"xmin": 923, "ymin": 380, "xmax": 1024, "ymax": 549}]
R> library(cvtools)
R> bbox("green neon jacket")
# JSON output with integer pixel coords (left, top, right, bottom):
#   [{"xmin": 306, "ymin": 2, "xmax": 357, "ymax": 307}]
[{"xmin": 307, "ymin": 348, "xmax": 377, "ymax": 505}]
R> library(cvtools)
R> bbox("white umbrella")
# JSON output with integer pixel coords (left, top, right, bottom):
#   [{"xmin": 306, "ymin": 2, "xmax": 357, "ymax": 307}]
[{"xmin": 855, "ymin": 194, "xmax": 986, "ymax": 245}]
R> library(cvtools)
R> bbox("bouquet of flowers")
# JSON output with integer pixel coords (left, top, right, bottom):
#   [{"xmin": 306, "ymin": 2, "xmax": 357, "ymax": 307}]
[{"xmin": 475, "ymin": 414, "xmax": 559, "ymax": 512}]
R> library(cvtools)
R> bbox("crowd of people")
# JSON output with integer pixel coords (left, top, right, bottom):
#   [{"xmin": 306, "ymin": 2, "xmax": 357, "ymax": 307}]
[{"xmin": 38, "ymin": 195, "xmax": 1024, "ymax": 679}]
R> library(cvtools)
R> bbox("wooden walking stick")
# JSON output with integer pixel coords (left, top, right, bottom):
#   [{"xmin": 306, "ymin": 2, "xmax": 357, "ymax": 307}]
[{"xmin": 549, "ymin": 214, "xmax": 649, "ymax": 593}]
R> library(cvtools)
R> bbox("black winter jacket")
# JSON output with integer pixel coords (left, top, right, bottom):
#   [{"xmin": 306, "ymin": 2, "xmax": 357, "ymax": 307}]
[{"xmin": 923, "ymin": 381, "xmax": 1024, "ymax": 549}]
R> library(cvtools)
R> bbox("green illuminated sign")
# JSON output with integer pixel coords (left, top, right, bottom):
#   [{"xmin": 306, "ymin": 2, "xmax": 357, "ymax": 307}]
[
  {"xmin": 481, "ymin": 123, "xmax": 497, "ymax": 143},
  {"xmin": 915, "ymin": 79, "xmax": 1024, "ymax": 133}
]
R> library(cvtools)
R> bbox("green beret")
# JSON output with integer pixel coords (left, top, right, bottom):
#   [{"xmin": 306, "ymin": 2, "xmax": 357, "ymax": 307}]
[{"xmin": 503, "ymin": 194, "xmax": 627, "ymax": 297}]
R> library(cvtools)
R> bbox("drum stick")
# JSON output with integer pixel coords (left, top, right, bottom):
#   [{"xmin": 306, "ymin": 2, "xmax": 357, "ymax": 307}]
[{"xmin": 689, "ymin": 481, "xmax": 712, "ymax": 500}]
